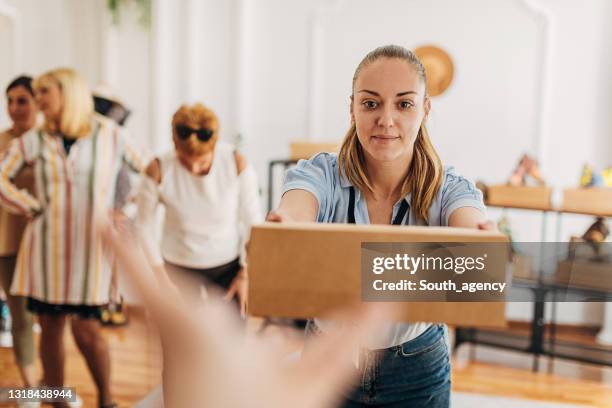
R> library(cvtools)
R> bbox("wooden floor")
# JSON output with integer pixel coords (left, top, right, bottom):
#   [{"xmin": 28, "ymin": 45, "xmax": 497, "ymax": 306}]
[
  {"xmin": 1, "ymin": 312, "xmax": 611, "ymax": 407},
  {"xmin": 0, "ymin": 308, "xmax": 161, "ymax": 407}
]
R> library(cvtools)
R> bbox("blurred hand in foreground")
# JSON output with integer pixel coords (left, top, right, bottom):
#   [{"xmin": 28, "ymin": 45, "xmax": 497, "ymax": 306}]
[{"xmin": 97, "ymin": 215, "xmax": 391, "ymax": 408}]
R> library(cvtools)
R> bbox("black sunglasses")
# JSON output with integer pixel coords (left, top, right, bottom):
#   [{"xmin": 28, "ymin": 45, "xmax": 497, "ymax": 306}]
[{"xmin": 175, "ymin": 125, "xmax": 214, "ymax": 142}]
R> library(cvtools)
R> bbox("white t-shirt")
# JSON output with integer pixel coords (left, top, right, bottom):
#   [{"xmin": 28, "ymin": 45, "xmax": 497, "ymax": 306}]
[{"xmin": 136, "ymin": 141, "xmax": 263, "ymax": 268}]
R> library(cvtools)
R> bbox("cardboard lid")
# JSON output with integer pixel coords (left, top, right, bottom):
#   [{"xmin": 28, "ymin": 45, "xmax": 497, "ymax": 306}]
[{"xmin": 252, "ymin": 222, "xmax": 508, "ymax": 243}]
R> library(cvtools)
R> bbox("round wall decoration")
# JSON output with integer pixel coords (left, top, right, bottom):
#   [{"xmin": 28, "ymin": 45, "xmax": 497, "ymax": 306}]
[{"xmin": 414, "ymin": 45, "xmax": 454, "ymax": 97}]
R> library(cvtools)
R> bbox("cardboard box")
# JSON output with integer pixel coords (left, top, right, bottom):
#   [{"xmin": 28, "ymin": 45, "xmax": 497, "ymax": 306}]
[
  {"xmin": 486, "ymin": 185, "xmax": 552, "ymax": 211},
  {"xmin": 511, "ymin": 254, "xmax": 534, "ymax": 280},
  {"xmin": 290, "ymin": 140, "xmax": 339, "ymax": 160},
  {"xmin": 561, "ymin": 188, "xmax": 612, "ymax": 217},
  {"xmin": 248, "ymin": 222, "xmax": 509, "ymax": 327},
  {"xmin": 556, "ymin": 259, "xmax": 612, "ymax": 291}
]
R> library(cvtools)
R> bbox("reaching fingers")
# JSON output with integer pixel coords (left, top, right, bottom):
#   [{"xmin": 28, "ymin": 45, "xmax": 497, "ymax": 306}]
[
  {"xmin": 266, "ymin": 211, "xmax": 283, "ymax": 222},
  {"xmin": 478, "ymin": 220, "xmax": 497, "ymax": 231}
]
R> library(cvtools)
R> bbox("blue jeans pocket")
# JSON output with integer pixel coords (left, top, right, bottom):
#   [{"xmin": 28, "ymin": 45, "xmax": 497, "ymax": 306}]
[
  {"xmin": 397, "ymin": 325, "xmax": 447, "ymax": 360},
  {"xmin": 398, "ymin": 333, "xmax": 445, "ymax": 358},
  {"xmin": 341, "ymin": 325, "xmax": 451, "ymax": 407},
  {"xmin": 387, "ymin": 325, "xmax": 451, "ymax": 396}
]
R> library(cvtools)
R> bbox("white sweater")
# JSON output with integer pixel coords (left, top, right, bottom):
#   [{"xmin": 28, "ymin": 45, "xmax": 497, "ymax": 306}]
[{"xmin": 136, "ymin": 142, "xmax": 263, "ymax": 268}]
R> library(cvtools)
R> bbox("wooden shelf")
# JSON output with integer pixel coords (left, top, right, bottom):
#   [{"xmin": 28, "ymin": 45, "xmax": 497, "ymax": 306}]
[
  {"xmin": 485, "ymin": 185, "xmax": 612, "ymax": 217},
  {"xmin": 561, "ymin": 188, "xmax": 612, "ymax": 217},
  {"xmin": 485, "ymin": 185, "xmax": 553, "ymax": 211},
  {"xmin": 289, "ymin": 141, "xmax": 339, "ymax": 160},
  {"xmin": 556, "ymin": 259, "xmax": 612, "ymax": 292}
]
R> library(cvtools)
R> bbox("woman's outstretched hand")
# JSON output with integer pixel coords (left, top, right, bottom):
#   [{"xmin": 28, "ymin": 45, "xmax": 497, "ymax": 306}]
[
  {"xmin": 477, "ymin": 220, "xmax": 498, "ymax": 231},
  {"xmin": 96, "ymin": 213, "xmax": 391, "ymax": 408},
  {"xmin": 266, "ymin": 210, "xmax": 284, "ymax": 222}
]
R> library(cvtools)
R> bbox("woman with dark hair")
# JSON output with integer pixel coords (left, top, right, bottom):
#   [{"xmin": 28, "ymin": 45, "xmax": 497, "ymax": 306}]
[
  {"xmin": 0, "ymin": 75, "xmax": 38, "ymax": 390},
  {"xmin": 268, "ymin": 45, "xmax": 493, "ymax": 407}
]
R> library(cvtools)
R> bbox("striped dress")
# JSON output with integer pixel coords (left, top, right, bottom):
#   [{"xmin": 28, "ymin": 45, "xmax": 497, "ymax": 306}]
[
  {"xmin": 0, "ymin": 129, "xmax": 34, "ymax": 257},
  {"xmin": 0, "ymin": 115, "xmax": 143, "ymax": 306}
]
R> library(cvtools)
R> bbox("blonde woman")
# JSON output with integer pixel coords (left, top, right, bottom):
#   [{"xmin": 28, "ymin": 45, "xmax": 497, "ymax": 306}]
[
  {"xmin": 268, "ymin": 45, "xmax": 492, "ymax": 407},
  {"xmin": 0, "ymin": 75, "xmax": 38, "ymax": 390},
  {"xmin": 0, "ymin": 68, "xmax": 143, "ymax": 408}
]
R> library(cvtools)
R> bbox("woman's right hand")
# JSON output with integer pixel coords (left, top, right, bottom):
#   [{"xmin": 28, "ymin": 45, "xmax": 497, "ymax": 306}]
[
  {"xmin": 267, "ymin": 190, "xmax": 318, "ymax": 223},
  {"xmin": 265, "ymin": 210, "xmax": 284, "ymax": 223}
]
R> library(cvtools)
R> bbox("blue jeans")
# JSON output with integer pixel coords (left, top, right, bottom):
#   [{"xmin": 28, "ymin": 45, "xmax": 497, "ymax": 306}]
[{"xmin": 306, "ymin": 322, "xmax": 451, "ymax": 407}]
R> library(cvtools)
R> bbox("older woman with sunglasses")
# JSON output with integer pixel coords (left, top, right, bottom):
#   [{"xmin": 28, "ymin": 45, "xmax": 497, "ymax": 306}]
[{"xmin": 135, "ymin": 103, "xmax": 262, "ymax": 317}]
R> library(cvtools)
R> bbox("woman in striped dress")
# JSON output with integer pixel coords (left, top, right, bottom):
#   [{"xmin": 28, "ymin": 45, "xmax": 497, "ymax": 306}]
[{"xmin": 0, "ymin": 68, "xmax": 143, "ymax": 408}]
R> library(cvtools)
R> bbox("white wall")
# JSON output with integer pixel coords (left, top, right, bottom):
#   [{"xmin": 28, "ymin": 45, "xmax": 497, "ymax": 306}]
[
  {"xmin": 0, "ymin": 0, "xmax": 151, "ymax": 150},
  {"xmin": 0, "ymin": 0, "xmax": 610, "ymax": 324},
  {"xmin": 99, "ymin": 1, "xmax": 151, "ymax": 152},
  {"xmin": 150, "ymin": 0, "xmax": 238, "ymax": 154},
  {"xmin": 0, "ymin": 0, "xmax": 104, "ymax": 128}
]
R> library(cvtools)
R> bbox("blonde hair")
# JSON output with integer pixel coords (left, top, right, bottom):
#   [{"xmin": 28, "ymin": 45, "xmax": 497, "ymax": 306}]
[
  {"xmin": 338, "ymin": 45, "xmax": 443, "ymax": 222},
  {"xmin": 34, "ymin": 68, "xmax": 93, "ymax": 138}
]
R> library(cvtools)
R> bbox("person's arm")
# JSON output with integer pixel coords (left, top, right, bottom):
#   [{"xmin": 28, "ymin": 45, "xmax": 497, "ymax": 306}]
[
  {"xmin": 234, "ymin": 151, "xmax": 263, "ymax": 265},
  {"xmin": 135, "ymin": 159, "xmax": 164, "ymax": 268},
  {"xmin": 267, "ymin": 190, "xmax": 319, "ymax": 222},
  {"xmin": 268, "ymin": 152, "xmax": 334, "ymax": 222},
  {"xmin": 116, "ymin": 126, "xmax": 145, "ymax": 174},
  {"xmin": 0, "ymin": 138, "xmax": 41, "ymax": 217},
  {"xmin": 225, "ymin": 151, "xmax": 262, "ymax": 316},
  {"xmin": 448, "ymin": 207, "xmax": 486, "ymax": 229},
  {"xmin": 442, "ymin": 169, "xmax": 495, "ymax": 230},
  {"xmin": 97, "ymin": 213, "xmax": 396, "ymax": 408}
]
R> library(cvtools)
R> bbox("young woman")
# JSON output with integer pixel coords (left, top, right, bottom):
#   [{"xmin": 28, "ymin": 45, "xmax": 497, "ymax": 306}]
[
  {"xmin": 269, "ymin": 45, "xmax": 490, "ymax": 407},
  {"xmin": 0, "ymin": 68, "xmax": 143, "ymax": 408},
  {"xmin": 0, "ymin": 75, "xmax": 38, "ymax": 390}
]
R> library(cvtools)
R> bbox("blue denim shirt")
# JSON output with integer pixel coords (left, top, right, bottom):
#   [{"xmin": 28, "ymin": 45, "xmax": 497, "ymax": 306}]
[{"xmin": 282, "ymin": 153, "xmax": 486, "ymax": 348}]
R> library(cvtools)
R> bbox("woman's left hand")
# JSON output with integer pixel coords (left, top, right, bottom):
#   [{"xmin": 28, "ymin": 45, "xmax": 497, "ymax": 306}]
[
  {"xmin": 477, "ymin": 220, "xmax": 498, "ymax": 231},
  {"xmin": 224, "ymin": 267, "xmax": 248, "ymax": 318}
]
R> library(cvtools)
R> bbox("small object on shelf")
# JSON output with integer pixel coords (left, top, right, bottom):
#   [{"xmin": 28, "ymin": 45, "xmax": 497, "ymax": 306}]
[
  {"xmin": 582, "ymin": 217, "xmax": 609, "ymax": 244},
  {"xmin": 497, "ymin": 216, "xmax": 532, "ymax": 278},
  {"xmin": 603, "ymin": 168, "xmax": 612, "ymax": 187},
  {"xmin": 497, "ymin": 215, "xmax": 513, "ymax": 242},
  {"xmin": 508, "ymin": 153, "xmax": 545, "ymax": 187},
  {"xmin": 581, "ymin": 217, "xmax": 610, "ymax": 260},
  {"xmin": 579, "ymin": 164, "xmax": 612, "ymax": 188},
  {"xmin": 497, "ymin": 215, "xmax": 517, "ymax": 257},
  {"xmin": 568, "ymin": 234, "xmax": 611, "ymax": 266}
]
